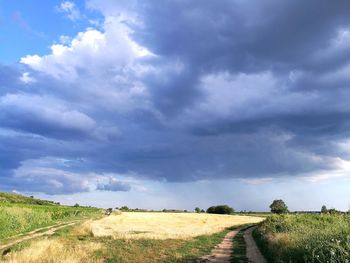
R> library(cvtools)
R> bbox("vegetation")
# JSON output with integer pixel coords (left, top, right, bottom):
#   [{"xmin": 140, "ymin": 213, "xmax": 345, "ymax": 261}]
[
  {"xmin": 195, "ymin": 207, "xmax": 201, "ymax": 213},
  {"xmin": 254, "ymin": 213, "xmax": 350, "ymax": 263},
  {"xmin": 230, "ymin": 227, "xmax": 250, "ymax": 263},
  {"xmin": 269, "ymin": 199, "xmax": 289, "ymax": 214},
  {"xmin": 1, "ymin": 226, "xmax": 237, "ymax": 263},
  {"xmin": 0, "ymin": 212, "xmax": 264, "ymax": 263},
  {"xmin": 0, "ymin": 192, "xmax": 58, "ymax": 206},
  {"xmin": 321, "ymin": 205, "xmax": 328, "ymax": 214},
  {"xmin": 206, "ymin": 205, "xmax": 235, "ymax": 214},
  {"xmin": 85, "ymin": 212, "xmax": 263, "ymax": 239},
  {"xmin": 0, "ymin": 192, "xmax": 101, "ymax": 241}
]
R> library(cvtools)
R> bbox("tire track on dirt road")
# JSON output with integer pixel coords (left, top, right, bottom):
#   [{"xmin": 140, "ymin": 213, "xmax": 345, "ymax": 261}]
[
  {"xmin": 0, "ymin": 221, "xmax": 78, "ymax": 253},
  {"xmin": 244, "ymin": 226, "xmax": 266, "ymax": 263},
  {"xmin": 199, "ymin": 228, "xmax": 241, "ymax": 263}
]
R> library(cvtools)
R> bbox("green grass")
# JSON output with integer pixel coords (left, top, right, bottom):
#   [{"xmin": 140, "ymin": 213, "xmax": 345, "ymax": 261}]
[
  {"xmin": 96, "ymin": 229, "xmax": 232, "ymax": 262},
  {"xmin": 0, "ymin": 192, "xmax": 101, "ymax": 241},
  {"xmin": 254, "ymin": 213, "xmax": 350, "ymax": 263},
  {"xmin": 0, "ymin": 192, "xmax": 57, "ymax": 205},
  {"xmin": 230, "ymin": 225, "xmax": 254, "ymax": 263}
]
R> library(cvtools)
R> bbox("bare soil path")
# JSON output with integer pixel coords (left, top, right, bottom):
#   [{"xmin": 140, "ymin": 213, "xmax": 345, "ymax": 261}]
[
  {"xmin": 199, "ymin": 229, "xmax": 240, "ymax": 263},
  {"xmin": 0, "ymin": 221, "xmax": 78, "ymax": 253},
  {"xmin": 244, "ymin": 226, "xmax": 266, "ymax": 263}
]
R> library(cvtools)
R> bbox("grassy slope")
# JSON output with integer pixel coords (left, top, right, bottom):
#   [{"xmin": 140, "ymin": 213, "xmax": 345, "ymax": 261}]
[
  {"xmin": 0, "ymin": 192, "xmax": 101, "ymax": 241},
  {"xmin": 254, "ymin": 214, "xmax": 350, "ymax": 263},
  {"xmin": 0, "ymin": 192, "xmax": 56, "ymax": 205}
]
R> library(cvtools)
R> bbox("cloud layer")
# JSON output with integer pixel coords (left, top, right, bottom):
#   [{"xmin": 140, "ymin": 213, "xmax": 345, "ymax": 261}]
[{"xmin": 2, "ymin": 0, "xmax": 350, "ymax": 195}]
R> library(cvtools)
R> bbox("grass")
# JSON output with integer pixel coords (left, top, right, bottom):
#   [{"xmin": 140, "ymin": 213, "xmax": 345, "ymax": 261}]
[
  {"xmin": 0, "ymin": 193, "xmax": 101, "ymax": 241},
  {"xmin": 1, "ymin": 238, "xmax": 103, "ymax": 263},
  {"xmin": 88, "ymin": 212, "xmax": 264, "ymax": 239},
  {"xmin": 1, "ymin": 226, "xmax": 235, "ymax": 263},
  {"xmin": 0, "ymin": 192, "xmax": 57, "ymax": 205},
  {"xmin": 93, "ymin": 228, "xmax": 234, "ymax": 262},
  {"xmin": 230, "ymin": 225, "xmax": 253, "ymax": 263},
  {"xmin": 254, "ymin": 213, "xmax": 350, "ymax": 263},
  {"xmin": 1, "ymin": 212, "xmax": 263, "ymax": 262}
]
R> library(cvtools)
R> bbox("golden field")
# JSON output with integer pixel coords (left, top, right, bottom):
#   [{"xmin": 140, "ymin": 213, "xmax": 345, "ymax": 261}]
[
  {"xmin": 88, "ymin": 212, "xmax": 264, "ymax": 239},
  {"xmin": 1, "ymin": 212, "xmax": 264, "ymax": 263},
  {"xmin": 3, "ymin": 238, "xmax": 103, "ymax": 263}
]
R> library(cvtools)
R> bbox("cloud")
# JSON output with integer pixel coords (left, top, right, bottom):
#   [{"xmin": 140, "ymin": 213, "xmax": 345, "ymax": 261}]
[
  {"xmin": 97, "ymin": 177, "xmax": 131, "ymax": 192},
  {"xmin": 2, "ymin": 0, "xmax": 350, "ymax": 196},
  {"xmin": 11, "ymin": 158, "xmax": 93, "ymax": 195},
  {"xmin": 20, "ymin": 17, "xmax": 152, "ymax": 81},
  {"xmin": 57, "ymin": 1, "xmax": 81, "ymax": 21},
  {"xmin": 9, "ymin": 157, "xmax": 134, "ymax": 195},
  {"xmin": 0, "ymin": 93, "xmax": 96, "ymax": 139},
  {"xmin": 20, "ymin": 72, "xmax": 36, "ymax": 84}
]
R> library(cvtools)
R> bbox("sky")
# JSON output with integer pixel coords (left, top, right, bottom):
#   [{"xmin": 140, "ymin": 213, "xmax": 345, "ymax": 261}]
[{"xmin": 1, "ymin": 0, "xmax": 350, "ymax": 211}]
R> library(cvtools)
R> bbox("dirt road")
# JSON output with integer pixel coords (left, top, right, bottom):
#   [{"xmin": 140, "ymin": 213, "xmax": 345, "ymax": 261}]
[
  {"xmin": 0, "ymin": 221, "xmax": 78, "ymax": 253},
  {"xmin": 199, "ymin": 229, "xmax": 240, "ymax": 263},
  {"xmin": 244, "ymin": 226, "xmax": 266, "ymax": 263}
]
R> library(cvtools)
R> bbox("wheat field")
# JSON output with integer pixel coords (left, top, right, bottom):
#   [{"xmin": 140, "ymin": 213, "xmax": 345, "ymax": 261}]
[
  {"xmin": 2, "ymin": 212, "xmax": 264, "ymax": 263},
  {"xmin": 2, "ymin": 238, "xmax": 103, "ymax": 263},
  {"xmin": 89, "ymin": 212, "xmax": 264, "ymax": 239}
]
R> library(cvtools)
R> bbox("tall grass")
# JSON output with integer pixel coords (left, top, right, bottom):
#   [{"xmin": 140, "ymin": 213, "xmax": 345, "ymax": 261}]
[
  {"xmin": 255, "ymin": 214, "xmax": 350, "ymax": 263},
  {"xmin": 0, "ymin": 203, "xmax": 100, "ymax": 240},
  {"xmin": 2, "ymin": 238, "xmax": 103, "ymax": 263}
]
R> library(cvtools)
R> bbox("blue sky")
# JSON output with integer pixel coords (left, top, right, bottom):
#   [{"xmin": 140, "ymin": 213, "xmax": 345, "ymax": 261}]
[{"xmin": 1, "ymin": 0, "xmax": 350, "ymax": 211}]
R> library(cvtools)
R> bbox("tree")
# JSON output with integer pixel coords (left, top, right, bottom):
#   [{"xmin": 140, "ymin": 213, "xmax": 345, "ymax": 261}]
[
  {"xmin": 120, "ymin": 206, "xmax": 129, "ymax": 211},
  {"xmin": 321, "ymin": 205, "xmax": 328, "ymax": 214},
  {"xmin": 195, "ymin": 207, "xmax": 201, "ymax": 213},
  {"xmin": 73, "ymin": 203, "xmax": 80, "ymax": 207},
  {"xmin": 270, "ymin": 199, "xmax": 289, "ymax": 214},
  {"xmin": 200, "ymin": 209, "xmax": 205, "ymax": 213},
  {"xmin": 328, "ymin": 208, "xmax": 340, "ymax": 214},
  {"xmin": 206, "ymin": 205, "xmax": 235, "ymax": 214}
]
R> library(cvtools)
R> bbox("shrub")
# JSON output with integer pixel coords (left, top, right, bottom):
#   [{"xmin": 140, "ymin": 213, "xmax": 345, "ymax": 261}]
[{"xmin": 256, "ymin": 214, "xmax": 350, "ymax": 262}]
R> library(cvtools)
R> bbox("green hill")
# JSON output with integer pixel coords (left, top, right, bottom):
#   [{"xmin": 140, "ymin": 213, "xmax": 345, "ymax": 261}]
[{"xmin": 0, "ymin": 192, "xmax": 58, "ymax": 206}]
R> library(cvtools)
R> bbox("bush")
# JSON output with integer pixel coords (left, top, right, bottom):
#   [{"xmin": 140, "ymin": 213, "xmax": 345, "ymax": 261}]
[
  {"xmin": 206, "ymin": 205, "xmax": 234, "ymax": 214},
  {"xmin": 256, "ymin": 214, "xmax": 350, "ymax": 262}
]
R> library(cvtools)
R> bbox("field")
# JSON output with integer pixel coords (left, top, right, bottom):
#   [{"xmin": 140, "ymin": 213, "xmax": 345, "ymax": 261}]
[
  {"xmin": 0, "ymin": 193, "xmax": 101, "ymax": 241},
  {"xmin": 1, "ymin": 212, "xmax": 264, "ymax": 263},
  {"xmin": 88, "ymin": 212, "xmax": 264, "ymax": 239},
  {"xmin": 254, "ymin": 213, "xmax": 350, "ymax": 263}
]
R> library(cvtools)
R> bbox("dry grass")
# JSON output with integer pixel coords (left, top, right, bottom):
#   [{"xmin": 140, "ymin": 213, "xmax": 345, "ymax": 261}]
[
  {"xmin": 88, "ymin": 212, "xmax": 264, "ymax": 239},
  {"xmin": 3, "ymin": 238, "xmax": 102, "ymax": 263}
]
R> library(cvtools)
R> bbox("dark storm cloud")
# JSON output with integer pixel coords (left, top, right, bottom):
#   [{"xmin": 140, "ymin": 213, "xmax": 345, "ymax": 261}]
[
  {"xmin": 97, "ymin": 178, "xmax": 131, "ymax": 192},
  {"xmin": 2, "ymin": 0, "xmax": 350, "ymax": 194}
]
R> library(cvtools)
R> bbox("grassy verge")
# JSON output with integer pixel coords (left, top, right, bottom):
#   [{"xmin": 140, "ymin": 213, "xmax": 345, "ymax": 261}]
[
  {"xmin": 0, "ymin": 203, "xmax": 101, "ymax": 241},
  {"xmin": 2, "ymin": 225, "xmax": 243, "ymax": 263},
  {"xmin": 252, "ymin": 227, "xmax": 274, "ymax": 263},
  {"xmin": 254, "ymin": 214, "xmax": 350, "ymax": 263}
]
